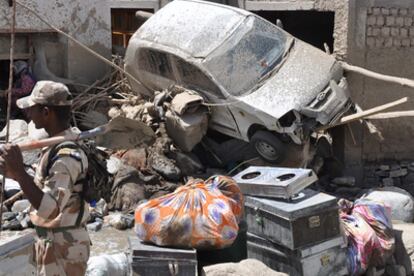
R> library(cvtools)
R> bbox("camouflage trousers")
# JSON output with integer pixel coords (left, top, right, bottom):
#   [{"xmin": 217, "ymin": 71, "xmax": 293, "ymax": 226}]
[{"xmin": 34, "ymin": 227, "xmax": 90, "ymax": 276}]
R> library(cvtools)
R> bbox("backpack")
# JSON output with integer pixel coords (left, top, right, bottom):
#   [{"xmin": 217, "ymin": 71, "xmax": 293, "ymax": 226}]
[{"xmin": 47, "ymin": 140, "xmax": 111, "ymax": 206}]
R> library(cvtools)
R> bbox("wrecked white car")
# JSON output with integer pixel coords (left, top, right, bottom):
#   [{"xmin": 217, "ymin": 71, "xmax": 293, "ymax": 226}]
[{"xmin": 125, "ymin": 0, "xmax": 352, "ymax": 163}]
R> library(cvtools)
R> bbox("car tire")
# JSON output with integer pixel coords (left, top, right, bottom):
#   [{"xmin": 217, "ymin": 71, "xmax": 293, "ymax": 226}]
[{"xmin": 251, "ymin": 131, "xmax": 287, "ymax": 163}]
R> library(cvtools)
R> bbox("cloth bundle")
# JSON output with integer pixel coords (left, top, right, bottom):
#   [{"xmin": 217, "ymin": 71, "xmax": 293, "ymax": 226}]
[
  {"xmin": 134, "ymin": 175, "xmax": 243, "ymax": 249},
  {"xmin": 339, "ymin": 198, "xmax": 395, "ymax": 275}
]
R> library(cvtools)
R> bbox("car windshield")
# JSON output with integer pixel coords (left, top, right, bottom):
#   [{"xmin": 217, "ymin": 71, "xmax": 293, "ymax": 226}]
[{"xmin": 205, "ymin": 15, "xmax": 288, "ymax": 97}]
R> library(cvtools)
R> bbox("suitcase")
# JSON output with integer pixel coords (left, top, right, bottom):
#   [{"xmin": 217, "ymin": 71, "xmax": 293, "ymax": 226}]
[
  {"xmin": 232, "ymin": 166, "xmax": 317, "ymax": 199},
  {"xmin": 244, "ymin": 189, "xmax": 340, "ymax": 249},
  {"xmin": 129, "ymin": 236, "xmax": 197, "ymax": 276},
  {"xmin": 247, "ymin": 232, "xmax": 348, "ymax": 276}
]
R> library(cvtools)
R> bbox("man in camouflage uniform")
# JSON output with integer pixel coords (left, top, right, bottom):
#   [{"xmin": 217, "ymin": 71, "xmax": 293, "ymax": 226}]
[{"xmin": 0, "ymin": 81, "xmax": 90, "ymax": 275}]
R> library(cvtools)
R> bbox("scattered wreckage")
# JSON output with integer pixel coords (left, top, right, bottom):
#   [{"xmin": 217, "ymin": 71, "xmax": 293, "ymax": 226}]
[
  {"xmin": 125, "ymin": 0, "xmax": 353, "ymax": 163},
  {"xmin": 3, "ymin": 1, "xmax": 414, "ymax": 275}
]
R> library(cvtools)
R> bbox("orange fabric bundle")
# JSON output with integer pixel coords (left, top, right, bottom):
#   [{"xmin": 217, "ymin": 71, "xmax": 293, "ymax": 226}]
[{"xmin": 134, "ymin": 175, "xmax": 243, "ymax": 249}]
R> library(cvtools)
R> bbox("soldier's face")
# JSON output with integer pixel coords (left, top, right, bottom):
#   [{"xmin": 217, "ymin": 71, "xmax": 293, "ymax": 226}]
[{"xmin": 26, "ymin": 105, "xmax": 47, "ymax": 129}]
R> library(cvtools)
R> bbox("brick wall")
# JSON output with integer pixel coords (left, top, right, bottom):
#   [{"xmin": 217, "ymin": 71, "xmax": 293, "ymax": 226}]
[{"xmin": 366, "ymin": 7, "xmax": 414, "ymax": 48}]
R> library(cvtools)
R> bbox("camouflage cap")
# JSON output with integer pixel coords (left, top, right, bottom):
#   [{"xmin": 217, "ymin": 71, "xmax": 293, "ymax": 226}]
[{"xmin": 16, "ymin": 80, "xmax": 73, "ymax": 109}]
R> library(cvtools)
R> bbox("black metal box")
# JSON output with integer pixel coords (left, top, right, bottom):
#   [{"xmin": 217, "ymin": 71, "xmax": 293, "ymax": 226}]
[
  {"xmin": 245, "ymin": 189, "xmax": 340, "ymax": 249},
  {"xmin": 247, "ymin": 232, "xmax": 348, "ymax": 276},
  {"xmin": 129, "ymin": 236, "xmax": 197, "ymax": 276}
]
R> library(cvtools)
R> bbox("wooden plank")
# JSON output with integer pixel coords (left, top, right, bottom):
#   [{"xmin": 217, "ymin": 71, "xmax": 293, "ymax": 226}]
[
  {"xmin": 341, "ymin": 61, "xmax": 414, "ymax": 89},
  {"xmin": 339, "ymin": 97, "xmax": 408, "ymax": 123},
  {"xmin": 318, "ymin": 97, "xmax": 408, "ymax": 131},
  {"xmin": 367, "ymin": 110, "xmax": 414, "ymax": 120}
]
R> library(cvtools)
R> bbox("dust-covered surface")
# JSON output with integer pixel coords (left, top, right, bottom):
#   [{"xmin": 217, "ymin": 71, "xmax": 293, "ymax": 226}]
[
  {"xmin": 89, "ymin": 226, "xmax": 134, "ymax": 257},
  {"xmin": 0, "ymin": 229, "xmax": 34, "ymax": 245},
  {"xmin": 1, "ymin": 227, "xmax": 133, "ymax": 257},
  {"xmin": 393, "ymin": 223, "xmax": 414, "ymax": 266},
  {"xmin": 0, "ymin": 230, "xmax": 36, "ymax": 276}
]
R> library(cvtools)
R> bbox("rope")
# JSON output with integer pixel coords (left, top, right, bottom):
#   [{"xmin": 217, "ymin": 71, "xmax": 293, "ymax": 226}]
[{"xmin": 0, "ymin": 0, "xmax": 16, "ymax": 236}]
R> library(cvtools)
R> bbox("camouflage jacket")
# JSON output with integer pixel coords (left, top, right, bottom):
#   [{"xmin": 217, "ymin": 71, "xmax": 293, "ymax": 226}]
[{"xmin": 30, "ymin": 128, "xmax": 89, "ymax": 228}]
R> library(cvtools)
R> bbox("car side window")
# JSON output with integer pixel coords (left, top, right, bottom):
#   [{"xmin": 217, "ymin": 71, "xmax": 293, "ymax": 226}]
[
  {"xmin": 173, "ymin": 57, "xmax": 224, "ymax": 99},
  {"xmin": 137, "ymin": 49, "xmax": 175, "ymax": 90}
]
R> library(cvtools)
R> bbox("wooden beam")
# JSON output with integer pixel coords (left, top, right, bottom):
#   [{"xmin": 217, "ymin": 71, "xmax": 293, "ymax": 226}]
[
  {"xmin": 318, "ymin": 97, "xmax": 408, "ymax": 131},
  {"xmin": 367, "ymin": 110, "xmax": 414, "ymax": 120},
  {"xmin": 341, "ymin": 61, "xmax": 414, "ymax": 89}
]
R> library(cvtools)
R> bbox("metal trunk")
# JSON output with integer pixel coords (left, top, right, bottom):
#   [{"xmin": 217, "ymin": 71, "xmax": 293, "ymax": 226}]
[
  {"xmin": 247, "ymin": 232, "xmax": 348, "ymax": 276},
  {"xmin": 244, "ymin": 189, "xmax": 340, "ymax": 249},
  {"xmin": 129, "ymin": 237, "xmax": 197, "ymax": 276}
]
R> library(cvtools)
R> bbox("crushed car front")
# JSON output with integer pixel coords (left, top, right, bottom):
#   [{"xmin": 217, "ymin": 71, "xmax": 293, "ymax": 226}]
[{"xmin": 204, "ymin": 14, "xmax": 352, "ymax": 144}]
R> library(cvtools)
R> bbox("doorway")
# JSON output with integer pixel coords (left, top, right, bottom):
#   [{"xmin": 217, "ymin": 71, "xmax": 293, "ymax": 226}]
[{"xmin": 253, "ymin": 10, "xmax": 335, "ymax": 52}]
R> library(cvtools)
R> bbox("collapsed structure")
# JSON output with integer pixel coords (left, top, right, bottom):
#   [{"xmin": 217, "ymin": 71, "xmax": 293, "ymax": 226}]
[
  {"xmin": 1, "ymin": 0, "xmax": 414, "ymax": 182},
  {"xmin": 1, "ymin": 0, "xmax": 414, "ymax": 275}
]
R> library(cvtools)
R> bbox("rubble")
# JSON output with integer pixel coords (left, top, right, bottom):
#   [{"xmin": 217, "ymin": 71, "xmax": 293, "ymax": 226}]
[
  {"xmin": 394, "ymin": 223, "xmax": 414, "ymax": 273},
  {"xmin": 202, "ymin": 259, "xmax": 288, "ymax": 276},
  {"xmin": 107, "ymin": 213, "xmax": 134, "ymax": 230},
  {"xmin": 365, "ymin": 187, "xmax": 414, "ymax": 223},
  {"xmin": 87, "ymin": 220, "xmax": 103, "ymax": 232},
  {"xmin": 331, "ymin": 176, "xmax": 356, "ymax": 186},
  {"xmin": 0, "ymin": 120, "xmax": 28, "ymax": 141},
  {"xmin": 1, "ymin": 3, "xmax": 414, "ymax": 274},
  {"xmin": 11, "ymin": 199, "xmax": 30, "ymax": 213},
  {"xmin": 86, "ymin": 253, "xmax": 129, "ymax": 276}
]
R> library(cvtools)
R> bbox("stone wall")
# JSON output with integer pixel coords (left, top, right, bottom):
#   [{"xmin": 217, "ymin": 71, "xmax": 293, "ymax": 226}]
[
  {"xmin": 0, "ymin": 0, "xmax": 112, "ymax": 84},
  {"xmin": 344, "ymin": 0, "xmax": 414, "ymax": 183},
  {"xmin": 366, "ymin": 7, "xmax": 414, "ymax": 49}
]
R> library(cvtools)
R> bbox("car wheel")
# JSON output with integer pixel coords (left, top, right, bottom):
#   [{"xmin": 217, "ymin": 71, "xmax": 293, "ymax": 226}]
[{"xmin": 251, "ymin": 131, "xmax": 287, "ymax": 163}]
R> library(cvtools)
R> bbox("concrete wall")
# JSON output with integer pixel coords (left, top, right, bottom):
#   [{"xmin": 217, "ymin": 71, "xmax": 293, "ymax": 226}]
[
  {"xmin": 344, "ymin": 0, "xmax": 414, "ymax": 181},
  {"xmin": 0, "ymin": 0, "xmax": 112, "ymax": 84}
]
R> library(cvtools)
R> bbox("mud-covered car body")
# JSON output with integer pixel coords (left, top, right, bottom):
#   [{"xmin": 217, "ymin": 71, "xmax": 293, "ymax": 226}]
[{"xmin": 125, "ymin": 0, "xmax": 352, "ymax": 147}]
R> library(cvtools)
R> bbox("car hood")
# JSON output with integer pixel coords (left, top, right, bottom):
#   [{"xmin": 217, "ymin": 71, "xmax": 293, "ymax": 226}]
[{"xmin": 238, "ymin": 40, "xmax": 339, "ymax": 120}]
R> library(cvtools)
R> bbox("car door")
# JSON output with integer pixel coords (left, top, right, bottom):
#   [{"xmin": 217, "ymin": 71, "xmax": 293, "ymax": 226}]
[{"xmin": 171, "ymin": 56, "xmax": 241, "ymax": 138}]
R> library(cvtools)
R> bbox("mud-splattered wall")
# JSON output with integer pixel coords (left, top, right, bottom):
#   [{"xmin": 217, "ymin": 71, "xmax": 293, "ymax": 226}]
[
  {"xmin": 0, "ymin": 0, "xmax": 111, "ymax": 84},
  {"xmin": 344, "ymin": 0, "xmax": 414, "ymax": 183}
]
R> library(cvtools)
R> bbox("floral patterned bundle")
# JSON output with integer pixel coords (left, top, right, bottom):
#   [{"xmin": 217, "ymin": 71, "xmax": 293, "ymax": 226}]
[{"xmin": 134, "ymin": 175, "xmax": 243, "ymax": 249}]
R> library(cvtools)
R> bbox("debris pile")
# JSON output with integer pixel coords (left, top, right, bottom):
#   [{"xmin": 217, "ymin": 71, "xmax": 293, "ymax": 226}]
[
  {"xmin": 364, "ymin": 162, "xmax": 414, "ymax": 194},
  {"xmin": 0, "ymin": 71, "xmax": 216, "ymax": 233}
]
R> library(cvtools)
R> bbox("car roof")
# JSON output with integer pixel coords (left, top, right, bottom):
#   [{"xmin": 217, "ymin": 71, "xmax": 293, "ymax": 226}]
[{"xmin": 135, "ymin": 0, "xmax": 251, "ymax": 58}]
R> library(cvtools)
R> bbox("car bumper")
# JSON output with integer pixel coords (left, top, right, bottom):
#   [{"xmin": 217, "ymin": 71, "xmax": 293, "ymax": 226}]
[{"xmin": 301, "ymin": 77, "xmax": 351, "ymax": 125}]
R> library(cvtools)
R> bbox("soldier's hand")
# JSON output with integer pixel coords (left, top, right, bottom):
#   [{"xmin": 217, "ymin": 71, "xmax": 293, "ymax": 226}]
[{"xmin": 0, "ymin": 144, "xmax": 25, "ymax": 180}]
